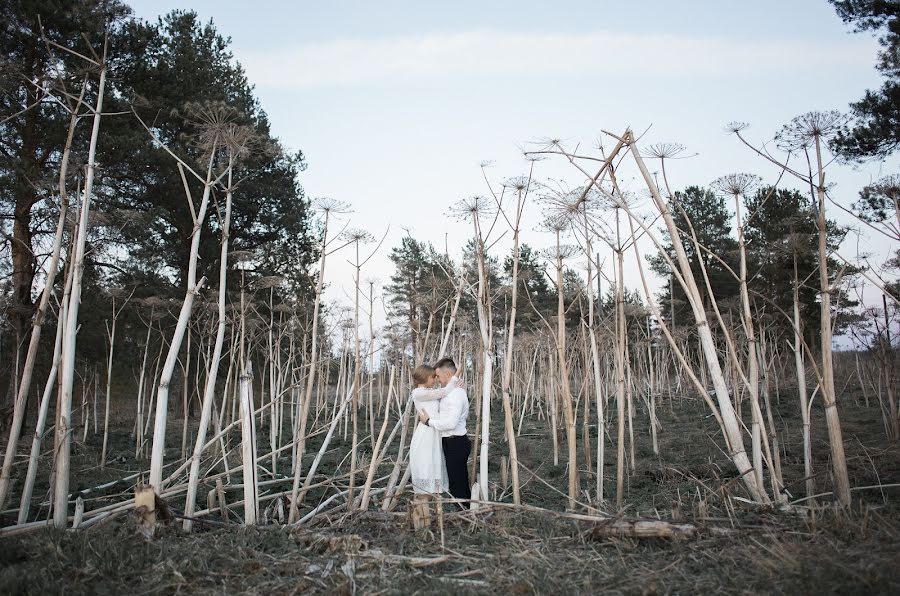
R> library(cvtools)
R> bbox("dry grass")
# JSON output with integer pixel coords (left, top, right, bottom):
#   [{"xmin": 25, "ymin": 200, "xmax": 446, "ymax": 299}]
[
  {"xmin": 2, "ymin": 366, "xmax": 899, "ymax": 594},
  {"xmin": 1, "ymin": 504, "xmax": 898, "ymax": 595}
]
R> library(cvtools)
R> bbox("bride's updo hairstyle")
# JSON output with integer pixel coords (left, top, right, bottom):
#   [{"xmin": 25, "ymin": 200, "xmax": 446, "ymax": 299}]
[{"xmin": 412, "ymin": 365, "xmax": 436, "ymax": 387}]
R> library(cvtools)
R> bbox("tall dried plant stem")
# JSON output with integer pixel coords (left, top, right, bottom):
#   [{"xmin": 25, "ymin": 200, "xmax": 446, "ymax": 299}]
[
  {"xmin": 348, "ymin": 238, "xmax": 363, "ymax": 508},
  {"xmin": 360, "ymin": 366, "xmax": 395, "ymax": 510},
  {"xmin": 148, "ymin": 148, "xmax": 217, "ymax": 490},
  {"xmin": 0, "ymin": 78, "xmax": 86, "ymax": 512},
  {"xmin": 472, "ymin": 211, "xmax": 493, "ymax": 503},
  {"xmin": 53, "ymin": 63, "xmax": 107, "ymax": 528},
  {"xmin": 499, "ymin": 185, "xmax": 526, "ymax": 505},
  {"xmin": 614, "ymin": 209, "xmax": 627, "ymax": 507},
  {"xmin": 101, "ymin": 292, "xmax": 130, "ymax": 469},
  {"xmin": 437, "ymin": 272, "xmax": 464, "ymax": 360},
  {"xmin": 17, "ymin": 247, "xmax": 75, "ymax": 524},
  {"xmin": 239, "ymin": 361, "xmax": 258, "ymax": 525},
  {"xmin": 288, "ymin": 209, "xmax": 332, "ymax": 523},
  {"xmin": 625, "ymin": 214, "xmax": 729, "ymax": 445},
  {"xmin": 813, "ymin": 134, "xmax": 851, "ymax": 506},
  {"xmin": 628, "ymin": 132, "xmax": 767, "ymax": 503},
  {"xmin": 553, "ymin": 229, "xmax": 578, "ymax": 510},
  {"xmin": 792, "ymin": 250, "xmax": 815, "ymax": 499},
  {"xmin": 734, "ymin": 194, "xmax": 764, "ymax": 494},
  {"xmin": 584, "ymin": 232, "xmax": 605, "ymax": 503},
  {"xmin": 183, "ymin": 163, "xmax": 233, "ymax": 530}
]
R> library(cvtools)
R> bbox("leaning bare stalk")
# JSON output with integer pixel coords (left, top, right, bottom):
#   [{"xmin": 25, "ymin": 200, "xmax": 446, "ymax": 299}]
[
  {"xmin": 53, "ymin": 62, "xmax": 107, "ymax": 528},
  {"xmin": 0, "ymin": 78, "xmax": 86, "ymax": 512},
  {"xmin": 149, "ymin": 146, "xmax": 217, "ymax": 490},
  {"xmin": 628, "ymin": 132, "xmax": 768, "ymax": 503},
  {"xmin": 183, "ymin": 161, "xmax": 234, "ymax": 530}
]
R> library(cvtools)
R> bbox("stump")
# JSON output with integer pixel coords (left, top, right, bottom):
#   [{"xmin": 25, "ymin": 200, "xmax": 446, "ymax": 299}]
[{"xmin": 134, "ymin": 484, "xmax": 156, "ymax": 539}]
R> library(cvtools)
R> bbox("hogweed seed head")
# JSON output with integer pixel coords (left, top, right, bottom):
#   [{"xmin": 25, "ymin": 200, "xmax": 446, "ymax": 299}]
[
  {"xmin": 775, "ymin": 111, "xmax": 847, "ymax": 151},
  {"xmin": 313, "ymin": 197, "xmax": 352, "ymax": 215},
  {"xmin": 448, "ymin": 195, "xmax": 495, "ymax": 221},
  {"xmin": 643, "ymin": 143, "xmax": 686, "ymax": 159},
  {"xmin": 725, "ymin": 121, "xmax": 750, "ymax": 134},
  {"xmin": 503, "ymin": 175, "xmax": 532, "ymax": 193},
  {"xmin": 710, "ymin": 173, "xmax": 762, "ymax": 197},
  {"xmin": 342, "ymin": 228, "xmax": 375, "ymax": 244}
]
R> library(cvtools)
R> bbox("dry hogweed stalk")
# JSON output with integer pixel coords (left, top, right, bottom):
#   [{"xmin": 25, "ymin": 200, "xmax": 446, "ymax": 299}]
[{"xmin": 711, "ymin": 171, "xmax": 777, "ymax": 500}]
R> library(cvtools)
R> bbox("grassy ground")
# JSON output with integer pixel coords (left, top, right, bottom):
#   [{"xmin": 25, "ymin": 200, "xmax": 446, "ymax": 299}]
[
  {"xmin": 1, "ymin": 504, "xmax": 898, "ymax": 594},
  {"xmin": 0, "ymin": 376, "xmax": 898, "ymax": 594}
]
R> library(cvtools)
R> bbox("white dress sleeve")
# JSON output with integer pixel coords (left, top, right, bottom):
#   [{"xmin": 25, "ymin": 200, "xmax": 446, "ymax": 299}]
[{"xmin": 410, "ymin": 377, "xmax": 459, "ymax": 402}]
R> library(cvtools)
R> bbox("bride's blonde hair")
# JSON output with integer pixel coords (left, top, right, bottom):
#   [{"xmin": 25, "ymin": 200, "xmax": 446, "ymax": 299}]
[{"xmin": 412, "ymin": 365, "xmax": 435, "ymax": 387}]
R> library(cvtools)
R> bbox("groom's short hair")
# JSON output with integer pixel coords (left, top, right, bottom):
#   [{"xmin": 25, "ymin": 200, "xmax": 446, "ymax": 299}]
[{"xmin": 434, "ymin": 357, "xmax": 457, "ymax": 373}]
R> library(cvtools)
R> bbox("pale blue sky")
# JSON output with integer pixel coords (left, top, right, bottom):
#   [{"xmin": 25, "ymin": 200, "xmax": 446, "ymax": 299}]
[{"xmin": 128, "ymin": 1, "xmax": 896, "ymax": 336}]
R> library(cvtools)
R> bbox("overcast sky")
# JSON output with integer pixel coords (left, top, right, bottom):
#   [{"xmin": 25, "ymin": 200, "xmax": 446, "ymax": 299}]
[{"xmin": 128, "ymin": 0, "xmax": 897, "ymax": 342}]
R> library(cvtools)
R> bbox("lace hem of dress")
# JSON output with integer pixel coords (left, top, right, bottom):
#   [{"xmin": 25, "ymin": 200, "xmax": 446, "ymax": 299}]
[{"xmin": 411, "ymin": 478, "xmax": 446, "ymax": 493}]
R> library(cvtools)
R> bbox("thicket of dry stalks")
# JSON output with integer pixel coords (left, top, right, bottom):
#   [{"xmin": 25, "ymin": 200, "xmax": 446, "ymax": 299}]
[{"xmin": 0, "ymin": 35, "xmax": 897, "ymax": 596}]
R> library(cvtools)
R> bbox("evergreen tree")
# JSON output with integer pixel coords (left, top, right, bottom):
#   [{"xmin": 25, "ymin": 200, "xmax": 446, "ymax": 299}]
[
  {"xmin": 743, "ymin": 186, "xmax": 858, "ymax": 343},
  {"xmin": 0, "ymin": 0, "xmax": 131, "ymax": 398},
  {"xmin": 502, "ymin": 243, "xmax": 554, "ymax": 331},
  {"xmin": 385, "ymin": 236, "xmax": 454, "ymax": 360},
  {"xmin": 100, "ymin": 11, "xmax": 315, "ymax": 299},
  {"xmin": 649, "ymin": 186, "xmax": 739, "ymax": 327},
  {"xmin": 829, "ymin": 0, "xmax": 900, "ymax": 159}
]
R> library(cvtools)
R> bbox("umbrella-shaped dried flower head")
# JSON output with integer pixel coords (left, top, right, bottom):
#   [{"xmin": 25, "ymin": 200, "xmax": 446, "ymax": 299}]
[
  {"xmin": 710, "ymin": 173, "xmax": 762, "ymax": 197},
  {"xmin": 503, "ymin": 175, "xmax": 532, "ymax": 193},
  {"xmin": 229, "ymin": 250, "xmax": 256, "ymax": 269},
  {"xmin": 255, "ymin": 275, "xmax": 286, "ymax": 289},
  {"xmin": 220, "ymin": 122, "xmax": 262, "ymax": 163},
  {"xmin": 643, "ymin": 143, "xmax": 687, "ymax": 159},
  {"xmin": 539, "ymin": 185, "xmax": 600, "ymax": 220},
  {"xmin": 540, "ymin": 243, "xmax": 579, "ymax": 261},
  {"xmin": 229, "ymin": 250, "xmax": 255, "ymax": 262},
  {"xmin": 775, "ymin": 230, "xmax": 817, "ymax": 257},
  {"xmin": 183, "ymin": 101, "xmax": 241, "ymax": 157},
  {"xmin": 724, "ymin": 121, "xmax": 750, "ymax": 134},
  {"xmin": 448, "ymin": 195, "xmax": 496, "ymax": 222},
  {"xmin": 313, "ymin": 197, "xmax": 352, "ymax": 215},
  {"xmin": 103, "ymin": 286, "xmax": 128, "ymax": 299},
  {"xmin": 341, "ymin": 228, "xmax": 374, "ymax": 244},
  {"xmin": 775, "ymin": 111, "xmax": 847, "ymax": 151},
  {"xmin": 538, "ymin": 212, "xmax": 572, "ymax": 234}
]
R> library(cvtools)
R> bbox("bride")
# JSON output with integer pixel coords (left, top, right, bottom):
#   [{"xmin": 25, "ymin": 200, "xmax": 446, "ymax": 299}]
[{"xmin": 408, "ymin": 364, "xmax": 461, "ymax": 528}]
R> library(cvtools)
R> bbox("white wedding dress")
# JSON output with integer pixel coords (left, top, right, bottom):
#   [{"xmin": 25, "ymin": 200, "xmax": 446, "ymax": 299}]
[{"xmin": 408, "ymin": 379, "xmax": 459, "ymax": 494}]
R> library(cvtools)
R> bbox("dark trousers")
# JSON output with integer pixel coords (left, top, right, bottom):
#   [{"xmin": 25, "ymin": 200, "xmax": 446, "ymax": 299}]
[{"xmin": 442, "ymin": 434, "xmax": 471, "ymax": 506}]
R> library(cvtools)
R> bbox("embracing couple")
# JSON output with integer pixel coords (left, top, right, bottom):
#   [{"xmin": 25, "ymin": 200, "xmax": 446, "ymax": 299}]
[{"xmin": 408, "ymin": 357, "xmax": 471, "ymax": 523}]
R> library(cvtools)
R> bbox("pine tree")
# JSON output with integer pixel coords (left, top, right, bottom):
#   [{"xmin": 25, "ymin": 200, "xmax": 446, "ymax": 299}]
[{"xmin": 829, "ymin": 0, "xmax": 900, "ymax": 159}]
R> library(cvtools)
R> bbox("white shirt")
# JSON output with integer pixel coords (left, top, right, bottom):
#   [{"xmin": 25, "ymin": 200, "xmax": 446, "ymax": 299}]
[
  {"xmin": 411, "ymin": 377, "xmax": 460, "ymax": 420},
  {"xmin": 428, "ymin": 386, "xmax": 469, "ymax": 437}
]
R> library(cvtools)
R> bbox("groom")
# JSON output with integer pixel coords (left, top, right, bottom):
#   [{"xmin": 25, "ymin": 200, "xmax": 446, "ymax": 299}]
[{"xmin": 418, "ymin": 357, "xmax": 471, "ymax": 507}]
